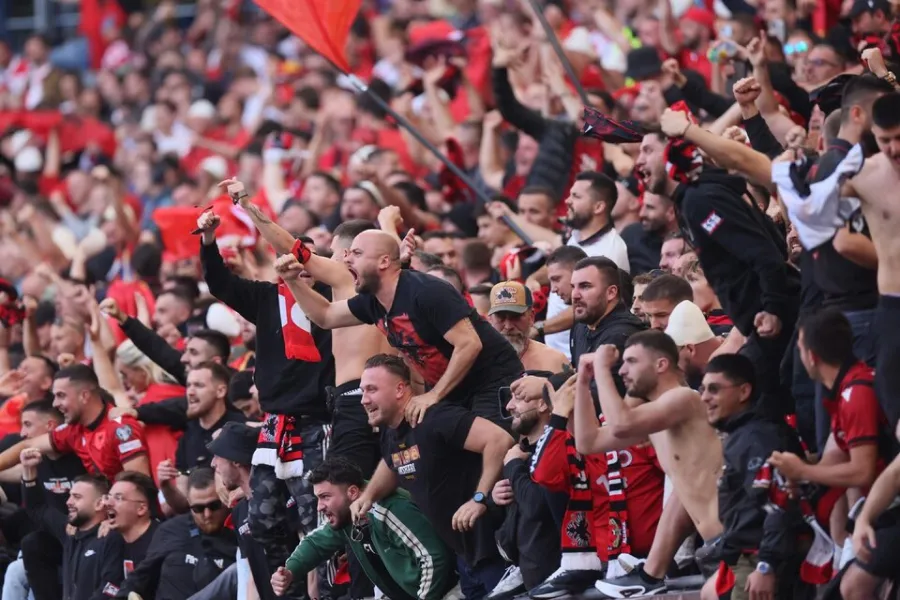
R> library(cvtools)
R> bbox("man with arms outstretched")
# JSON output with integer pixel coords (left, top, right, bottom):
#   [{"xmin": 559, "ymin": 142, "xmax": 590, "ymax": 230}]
[
  {"xmin": 574, "ymin": 330, "xmax": 723, "ymax": 597},
  {"xmin": 273, "ymin": 230, "xmax": 523, "ymax": 426}
]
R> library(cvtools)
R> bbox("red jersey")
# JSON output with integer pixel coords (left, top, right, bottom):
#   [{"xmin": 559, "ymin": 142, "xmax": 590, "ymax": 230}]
[
  {"xmin": 50, "ymin": 405, "xmax": 147, "ymax": 481},
  {"xmin": 823, "ymin": 362, "xmax": 893, "ymax": 483},
  {"xmin": 614, "ymin": 444, "xmax": 664, "ymax": 557}
]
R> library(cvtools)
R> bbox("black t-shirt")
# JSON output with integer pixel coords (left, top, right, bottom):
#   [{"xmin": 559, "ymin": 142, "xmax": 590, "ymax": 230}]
[
  {"xmin": 175, "ymin": 409, "xmax": 246, "ymax": 472},
  {"xmin": 379, "ymin": 402, "xmax": 498, "ymax": 566},
  {"xmin": 348, "ymin": 270, "xmax": 521, "ymax": 397},
  {"xmin": 619, "ymin": 222, "xmax": 662, "ymax": 276},
  {"xmin": 38, "ymin": 451, "xmax": 88, "ymax": 513}
]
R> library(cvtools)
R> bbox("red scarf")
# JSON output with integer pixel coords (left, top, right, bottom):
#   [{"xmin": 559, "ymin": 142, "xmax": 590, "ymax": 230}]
[{"xmin": 277, "ymin": 282, "xmax": 321, "ymax": 362}]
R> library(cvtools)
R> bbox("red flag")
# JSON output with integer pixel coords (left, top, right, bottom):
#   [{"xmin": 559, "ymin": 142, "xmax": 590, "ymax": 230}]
[{"xmin": 253, "ymin": 0, "xmax": 362, "ymax": 73}]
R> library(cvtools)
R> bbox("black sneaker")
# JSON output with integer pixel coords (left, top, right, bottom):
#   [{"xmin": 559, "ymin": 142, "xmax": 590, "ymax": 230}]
[
  {"xmin": 529, "ymin": 568, "xmax": 604, "ymax": 599},
  {"xmin": 594, "ymin": 565, "xmax": 667, "ymax": 598}
]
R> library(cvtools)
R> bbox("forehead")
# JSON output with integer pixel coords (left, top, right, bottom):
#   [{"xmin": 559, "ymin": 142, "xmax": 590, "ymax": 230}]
[
  {"xmin": 623, "ymin": 344, "xmax": 650, "ymax": 360},
  {"xmin": 344, "ymin": 188, "xmax": 373, "ymax": 203},
  {"xmin": 20, "ymin": 357, "xmax": 45, "ymax": 372},
  {"xmin": 571, "ymin": 266, "xmax": 602, "ymax": 284},
  {"xmin": 188, "ymin": 484, "xmax": 218, "ymax": 503},
  {"xmin": 640, "ymin": 134, "xmax": 664, "ymax": 152},
  {"xmin": 313, "ymin": 480, "xmax": 341, "ymax": 496},
  {"xmin": 702, "ymin": 371, "xmax": 729, "ymax": 385},
  {"xmin": 662, "ymin": 237, "xmax": 685, "ymax": 251},
  {"xmin": 809, "ymin": 45, "xmax": 837, "ymax": 59},
  {"xmin": 518, "ymin": 192, "xmax": 551, "ymax": 208},
  {"xmin": 109, "ymin": 480, "xmax": 136, "ymax": 496},
  {"xmin": 71, "ymin": 481, "xmax": 98, "ymax": 497},
  {"xmin": 642, "ymin": 297, "xmax": 676, "ymax": 311},
  {"xmin": 187, "ymin": 368, "xmax": 211, "ymax": 383},
  {"xmin": 362, "ymin": 365, "xmax": 396, "ymax": 386},
  {"xmin": 423, "ymin": 237, "xmax": 452, "ymax": 249}
]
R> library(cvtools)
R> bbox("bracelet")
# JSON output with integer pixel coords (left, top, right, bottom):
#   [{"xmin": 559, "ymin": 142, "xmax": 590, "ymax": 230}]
[
  {"xmin": 22, "ymin": 478, "xmax": 36, "ymax": 487},
  {"xmin": 231, "ymin": 191, "xmax": 250, "ymax": 206},
  {"xmin": 884, "ymin": 72, "xmax": 898, "ymax": 86}
]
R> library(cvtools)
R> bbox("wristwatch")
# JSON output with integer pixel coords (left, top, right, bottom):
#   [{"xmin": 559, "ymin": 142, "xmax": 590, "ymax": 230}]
[
  {"xmin": 472, "ymin": 492, "xmax": 487, "ymax": 505},
  {"xmin": 756, "ymin": 561, "xmax": 771, "ymax": 575}
]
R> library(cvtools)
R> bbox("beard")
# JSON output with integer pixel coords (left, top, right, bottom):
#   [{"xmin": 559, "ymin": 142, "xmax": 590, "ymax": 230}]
[
  {"xmin": 573, "ymin": 298, "xmax": 607, "ymax": 325},
  {"xmin": 648, "ymin": 172, "xmax": 669, "ymax": 195},
  {"xmin": 503, "ymin": 332, "xmax": 527, "ymax": 356},
  {"xmin": 626, "ymin": 372, "xmax": 656, "ymax": 399},
  {"xmin": 327, "ymin": 505, "xmax": 353, "ymax": 529},
  {"xmin": 68, "ymin": 508, "xmax": 93, "ymax": 528},
  {"xmin": 511, "ymin": 412, "xmax": 540, "ymax": 437},
  {"xmin": 356, "ymin": 269, "xmax": 381, "ymax": 294}
]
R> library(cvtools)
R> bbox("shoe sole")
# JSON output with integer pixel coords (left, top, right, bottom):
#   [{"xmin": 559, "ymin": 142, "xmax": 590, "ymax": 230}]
[{"xmin": 594, "ymin": 581, "xmax": 667, "ymax": 598}]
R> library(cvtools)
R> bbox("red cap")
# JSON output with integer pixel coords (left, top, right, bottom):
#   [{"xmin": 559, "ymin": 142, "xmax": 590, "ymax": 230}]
[{"xmin": 682, "ymin": 6, "xmax": 717, "ymax": 37}]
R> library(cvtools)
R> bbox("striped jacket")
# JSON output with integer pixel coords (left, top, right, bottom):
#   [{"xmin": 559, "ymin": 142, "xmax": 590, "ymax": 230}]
[{"xmin": 285, "ymin": 491, "xmax": 457, "ymax": 600}]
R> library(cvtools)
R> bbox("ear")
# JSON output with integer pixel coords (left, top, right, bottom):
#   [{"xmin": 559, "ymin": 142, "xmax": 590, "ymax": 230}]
[
  {"xmin": 347, "ymin": 484, "xmax": 361, "ymax": 501},
  {"xmin": 606, "ymin": 284, "xmax": 619, "ymax": 302}
]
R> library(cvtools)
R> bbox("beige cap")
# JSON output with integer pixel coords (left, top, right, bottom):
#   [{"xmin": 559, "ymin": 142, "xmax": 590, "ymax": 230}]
[
  {"xmin": 187, "ymin": 99, "xmax": 217, "ymax": 120},
  {"xmin": 665, "ymin": 300, "xmax": 714, "ymax": 346},
  {"xmin": 200, "ymin": 156, "xmax": 229, "ymax": 180}
]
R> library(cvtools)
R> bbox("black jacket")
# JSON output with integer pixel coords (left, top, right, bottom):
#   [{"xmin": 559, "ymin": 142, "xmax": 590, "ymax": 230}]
[
  {"xmin": 23, "ymin": 480, "xmax": 124, "ymax": 600},
  {"xmin": 492, "ymin": 66, "xmax": 578, "ymax": 198},
  {"xmin": 200, "ymin": 241, "xmax": 335, "ymax": 417},
  {"xmin": 495, "ymin": 452, "xmax": 565, "ymax": 589},
  {"xmin": 714, "ymin": 409, "xmax": 807, "ymax": 567},
  {"xmin": 115, "ymin": 512, "xmax": 237, "ymax": 600},
  {"xmin": 674, "ymin": 169, "xmax": 800, "ymax": 336},
  {"xmin": 571, "ymin": 302, "xmax": 646, "ymax": 396}
]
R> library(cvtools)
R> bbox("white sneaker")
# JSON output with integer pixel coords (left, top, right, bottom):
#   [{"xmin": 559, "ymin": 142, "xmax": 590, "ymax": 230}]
[
  {"xmin": 441, "ymin": 582, "xmax": 465, "ymax": 600},
  {"xmin": 615, "ymin": 553, "xmax": 642, "ymax": 574},
  {"xmin": 488, "ymin": 565, "xmax": 526, "ymax": 600}
]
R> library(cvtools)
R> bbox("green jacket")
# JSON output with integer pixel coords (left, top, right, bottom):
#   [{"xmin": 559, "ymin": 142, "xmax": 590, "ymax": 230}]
[{"xmin": 285, "ymin": 492, "xmax": 457, "ymax": 600}]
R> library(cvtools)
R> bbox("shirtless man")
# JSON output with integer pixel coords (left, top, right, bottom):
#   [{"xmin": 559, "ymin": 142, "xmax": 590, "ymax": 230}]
[
  {"xmin": 574, "ymin": 330, "xmax": 723, "ymax": 597},
  {"xmin": 220, "ymin": 179, "xmax": 392, "ymax": 477},
  {"xmin": 841, "ymin": 92, "xmax": 900, "ymax": 430},
  {"xmin": 486, "ymin": 281, "xmax": 570, "ymax": 373}
]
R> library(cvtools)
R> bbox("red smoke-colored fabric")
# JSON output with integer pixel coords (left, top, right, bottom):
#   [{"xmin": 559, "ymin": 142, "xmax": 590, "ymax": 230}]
[
  {"xmin": 664, "ymin": 101, "xmax": 703, "ymax": 183},
  {"xmin": 105, "ymin": 280, "xmax": 157, "ymax": 321},
  {"xmin": 253, "ymin": 0, "xmax": 362, "ymax": 73}
]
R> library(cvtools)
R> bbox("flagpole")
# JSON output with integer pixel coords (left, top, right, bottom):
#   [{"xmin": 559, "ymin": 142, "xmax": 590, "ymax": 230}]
[
  {"xmin": 342, "ymin": 73, "xmax": 535, "ymax": 245},
  {"xmin": 525, "ymin": 0, "xmax": 589, "ymax": 106}
]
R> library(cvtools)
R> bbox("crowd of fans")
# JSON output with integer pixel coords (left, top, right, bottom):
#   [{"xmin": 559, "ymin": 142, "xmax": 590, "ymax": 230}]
[{"xmin": 1, "ymin": 0, "xmax": 900, "ymax": 599}]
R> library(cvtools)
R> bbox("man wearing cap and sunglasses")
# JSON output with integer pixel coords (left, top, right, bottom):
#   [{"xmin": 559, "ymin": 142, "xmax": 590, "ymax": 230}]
[{"xmin": 487, "ymin": 281, "xmax": 570, "ymax": 373}]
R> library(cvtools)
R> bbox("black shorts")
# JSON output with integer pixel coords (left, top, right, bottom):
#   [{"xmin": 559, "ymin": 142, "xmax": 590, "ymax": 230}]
[
  {"xmin": 875, "ymin": 295, "xmax": 900, "ymax": 432},
  {"xmin": 446, "ymin": 372, "xmax": 519, "ymax": 430},
  {"xmin": 857, "ymin": 522, "xmax": 900, "ymax": 578},
  {"xmin": 328, "ymin": 379, "xmax": 380, "ymax": 478}
]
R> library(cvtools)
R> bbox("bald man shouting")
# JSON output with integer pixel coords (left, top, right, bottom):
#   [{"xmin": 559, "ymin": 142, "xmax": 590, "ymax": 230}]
[{"xmin": 274, "ymin": 231, "xmax": 523, "ymax": 426}]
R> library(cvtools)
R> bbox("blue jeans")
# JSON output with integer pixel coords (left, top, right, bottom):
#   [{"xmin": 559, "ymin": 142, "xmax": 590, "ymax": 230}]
[
  {"xmin": 456, "ymin": 555, "xmax": 507, "ymax": 600},
  {"xmin": 813, "ymin": 307, "xmax": 877, "ymax": 450},
  {"xmin": 49, "ymin": 37, "xmax": 89, "ymax": 72}
]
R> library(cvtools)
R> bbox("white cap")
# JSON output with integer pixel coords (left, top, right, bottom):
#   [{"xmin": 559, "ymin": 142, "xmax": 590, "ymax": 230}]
[
  {"xmin": 199, "ymin": 156, "xmax": 228, "ymax": 180},
  {"xmin": 14, "ymin": 147, "xmax": 43, "ymax": 173},
  {"xmin": 206, "ymin": 302, "xmax": 241, "ymax": 337},
  {"xmin": 563, "ymin": 26, "xmax": 598, "ymax": 59},
  {"xmin": 356, "ymin": 180, "xmax": 385, "ymax": 207},
  {"xmin": 140, "ymin": 105, "xmax": 157, "ymax": 132},
  {"xmin": 665, "ymin": 300, "xmax": 715, "ymax": 346},
  {"xmin": 187, "ymin": 99, "xmax": 217, "ymax": 120}
]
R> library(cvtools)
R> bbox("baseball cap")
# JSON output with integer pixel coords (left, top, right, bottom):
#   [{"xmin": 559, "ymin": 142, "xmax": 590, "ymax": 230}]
[
  {"xmin": 665, "ymin": 300, "xmax": 715, "ymax": 346},
  {"xmin": 488, "ymin": 281, "xmax": 533, "ymax": 316},
  {"xmin": 849, "ymin": 0, "xmax": 890, "ymax": 18},
  {"xmin": 207, "ymin": 422, "xmax": 258, "ymax": 466}
]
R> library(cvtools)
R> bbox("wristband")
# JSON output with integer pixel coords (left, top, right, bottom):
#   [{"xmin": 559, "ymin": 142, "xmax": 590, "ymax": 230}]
[
  {"xmin": 291, "ymin": 238, "xmax": 312, "ymax": 263},
  {"xmin": 231, "ymin": 191, "xmax": 250, "ymax": 206}
]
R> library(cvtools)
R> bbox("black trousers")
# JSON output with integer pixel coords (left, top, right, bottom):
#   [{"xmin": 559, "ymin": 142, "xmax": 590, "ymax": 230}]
[{"xmin": 21, "ymin": 529, "xmax": 62, "ymax": 600}]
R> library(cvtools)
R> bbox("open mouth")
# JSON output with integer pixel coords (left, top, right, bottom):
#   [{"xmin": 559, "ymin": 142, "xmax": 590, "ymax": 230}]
[{"xmin": 348, "ymin": 267, "xmax": 359, "ymax": 285}]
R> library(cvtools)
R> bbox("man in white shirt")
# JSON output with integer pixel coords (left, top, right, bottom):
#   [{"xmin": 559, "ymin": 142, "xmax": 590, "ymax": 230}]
[{"xmin": 543, "ymin": 172, "xmax": 630, "ymax": 357}]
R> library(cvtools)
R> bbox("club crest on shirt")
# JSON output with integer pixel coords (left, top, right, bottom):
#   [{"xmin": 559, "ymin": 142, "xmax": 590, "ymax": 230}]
[
  {"xmin": 701, "ymin": 211, "xmax": 723, "ymax": 235},
  {"xmin": 115, "ymin": 425, "xmax": 133, "ymax": 441}
]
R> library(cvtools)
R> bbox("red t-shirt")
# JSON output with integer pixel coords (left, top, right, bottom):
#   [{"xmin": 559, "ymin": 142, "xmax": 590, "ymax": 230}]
[
  {"xmin": 50, "ymin": 405, "xmax": 146, "ymax": 481},
  {"xmin": 823, "ymin": 362, "xmax": 891, "ymax": 481}
]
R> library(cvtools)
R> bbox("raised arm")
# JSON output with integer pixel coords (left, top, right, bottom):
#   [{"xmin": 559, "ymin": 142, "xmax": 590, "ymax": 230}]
[
  {"xmin": 272, "ymin": 253, "xmax": 362, "ymax": 330},
  {"xmin": 573, "ymin": 360, "xmax": 642, "ymax": 455},
  {"xmin": 592, "ymin": 346, "xmax": 692, "ymax": 438}
]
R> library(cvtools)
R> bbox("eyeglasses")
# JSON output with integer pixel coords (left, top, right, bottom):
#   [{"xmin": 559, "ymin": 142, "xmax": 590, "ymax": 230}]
[
  {"xmin": 783, "ymin": 41, "xmax": 809, "ymax": 55},
  {"xmin": 697, "ymin": 382, "xmax": 741, "ymax": 395},
  {"xmin": 189, "ymin": 500, "xmax": 225, "ymax": 514}
]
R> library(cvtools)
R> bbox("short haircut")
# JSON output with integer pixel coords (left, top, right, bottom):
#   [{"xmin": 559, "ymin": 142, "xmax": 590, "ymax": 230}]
[
  {"xmin": 799, "ymin": 308, "xmax": 855, "ymax": 366},
  {"xmin": 20, "ymin": 399, "xmax": 63, "ymax": 422},
  {"xmin": 474, "ymin": 195, "xmax": 516, "ymax": 219},
  {"xmin": 573, "ymin": 256, "xmax": 621, "ymax": 289},
  {"xmin": 114, "ymin": 471, "xmax": 158, "ymax": 506},
  {"xmin": 705, "ymin": 354, "xmax": 757, "ymax": 398},
  {"xmin": 468, "ymin": 283, "xmax": 494, "ymax": 297},
  {"xmin": 625, "ymin": 330, "xmax": 680, "ymax": 366},
  {"xmin": 32, "ymin": 355, "xmax": 59, "ymax": 378},
  {"xmin": 461, "ymin": 241, "xmax": 492, "ymax": 271},
  {"xmin": 158, "ymin": 287, "xmax": 193, "ymax": 307},
  {"xmin": 364, "ymin": 354, "xmax": 411, "ymax": 383},
  {"xmin": 841, "ymin": 74, "xmax": 895, "ymax": 124},
  {"xmin": 412, "ymin": 250, "xmax": 444, "ymax": 270},
  {"xmin": 546, "ymin": 245, "xmax": 588, "ymax": 269},
  {"xmin": 575, "ymin": 171, "xmax": 618, "ymax": 216},
  {"xmin": 518, "ymin": 185, "xmax": 558, "ymax": 205},
  {"xmin": 54, "ymin": 365, "xmax": 99, "ymax": 389},
  {"xmin": 823, "ymin": 109, "xmax": 842, "ymax": 144},
  {"xmin": 190, "ymin": 329, "xmax": 231, "ymax": 362},
  {"xmin": 421, "ymin": 230, "xmax": 457, "ymax": 241},
  {"xmin": 192, "ymin": 361, "xmax": 232, "ymax": 385},
  {"xmin": 333, "ymin": 219, "xmax": 377, "ymax": 243},
  {"xmin": 872, "ymin": 92, "xmax": 900, "ymax": 130},
  {"xmin": 427, "ymin": 265, "xmax": 463, "ymax": 291},
  {"xmin": 632, "ymin": 272, "xmax": 656, "ymax": 287},
  {"xmin": 187, "ymin": 467, "xmax": 217, "ymax": 491},
  {"xmin": 309, "ymin": 171, "xmax": 342, "ymax": 196},
  {"xmin": 681, "ymin": 256, "xmax": 704, "ymax": 281},
  {"xmin": 641, "ymin": 274, "xmax": 694, "ymax": 305},
  {"xmin": 308, "ymin": 456, "xmax": 366, "ymax": 488},
  {"xmin": 74, "ymin": 473, "xmax": 111, "ymax": 496}
]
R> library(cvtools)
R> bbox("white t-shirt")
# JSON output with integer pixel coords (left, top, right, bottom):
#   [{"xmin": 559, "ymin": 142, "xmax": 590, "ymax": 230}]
[{"xmin": 544, "ymin": 227, "xmax": 631, "ymax": 357}]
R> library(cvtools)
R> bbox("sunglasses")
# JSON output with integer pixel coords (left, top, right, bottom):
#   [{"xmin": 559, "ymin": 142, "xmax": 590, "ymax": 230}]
[
  {"xmin": 189, "ymin": 500, "xmax": 225, "ymax": 514},
  {"xmin": 783, "ymin": 41, "xmax": 809, "ymax": 55}
]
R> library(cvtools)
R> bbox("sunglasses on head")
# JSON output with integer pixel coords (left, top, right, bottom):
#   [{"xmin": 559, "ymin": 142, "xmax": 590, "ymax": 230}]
[
  {"xmin": 783, "ymin": 41, "xmax": 809, "ymax": 55},
  {"xmin": 190, "ymin": 500, "xmax": 224, "ymax": 514}
]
